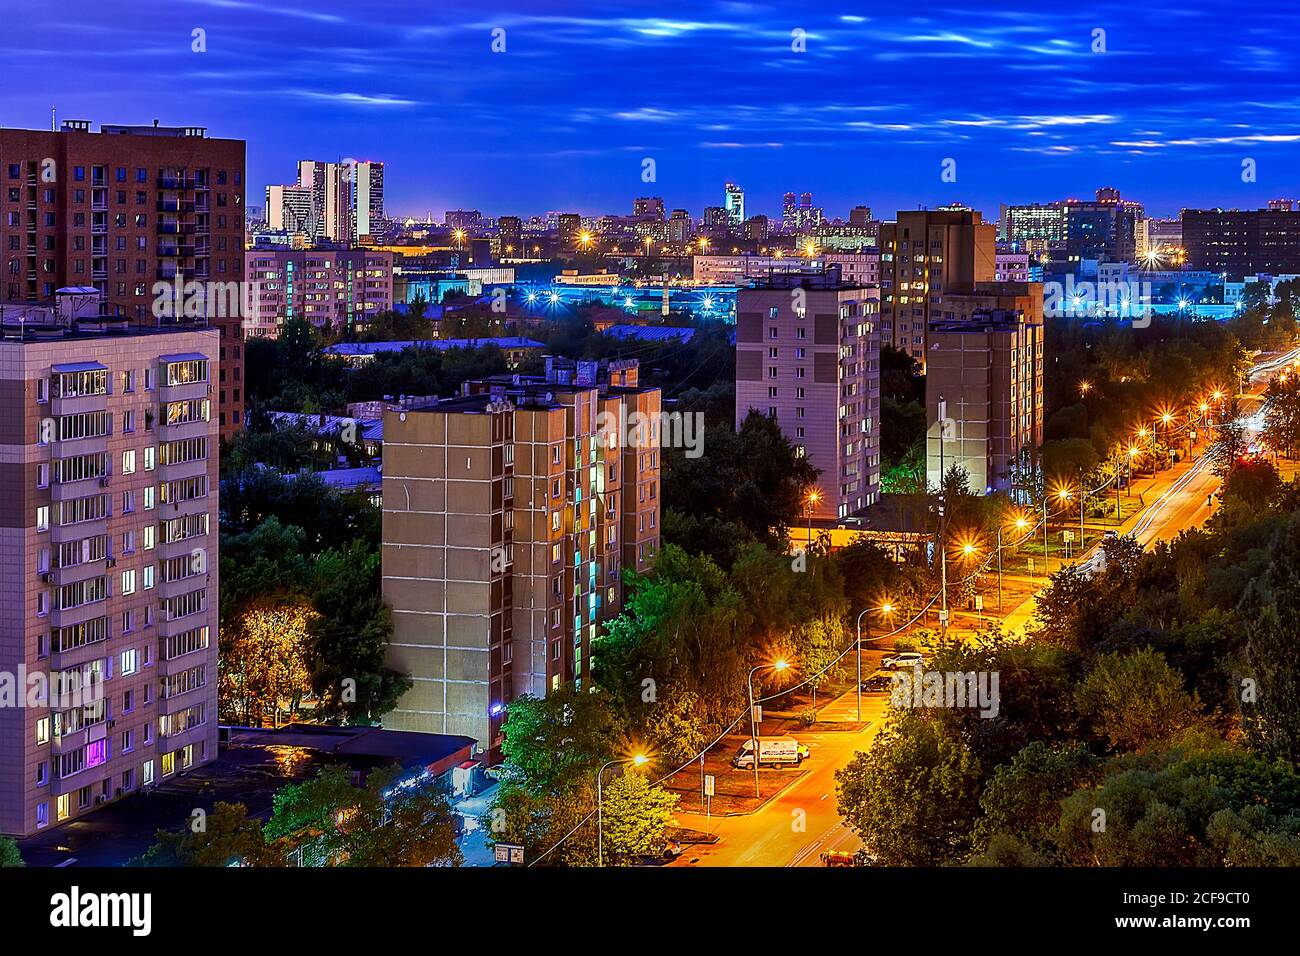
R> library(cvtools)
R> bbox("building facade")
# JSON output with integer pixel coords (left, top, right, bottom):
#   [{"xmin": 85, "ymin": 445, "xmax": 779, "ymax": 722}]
[
  {"xmin": 0, "ymin": 316, "xmax": 219, "ymax": 837},
  {"xmin": 243, "ymin": 248, "xmax": 394, "ymax": 337},
  {"xmin": 735, "ymin": 269, "xmax": 881, "ymax": 521},
  {"xmin": 1182, "ymin": 208, "xmax": 1300, "ymax": 278},
  {"xmin": 925, "ymin": 283, "xmax": 1045, "ymax": 495},
  {"xmin": 0, "ymin": 121, "xmax": 245, "ymax": 441},
  {"xmin": 878, "ymin": 209, "xmax": 997, "ymax": 364},
  {"xmin": 379, "ymin": 358, "xmax": 661, "ymax": 758}
]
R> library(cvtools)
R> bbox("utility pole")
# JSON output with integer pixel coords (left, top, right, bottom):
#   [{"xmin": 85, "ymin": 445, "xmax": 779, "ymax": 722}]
[{"xmin": 938, "ymin": 397, "xmax": 948, "ymax": 636}]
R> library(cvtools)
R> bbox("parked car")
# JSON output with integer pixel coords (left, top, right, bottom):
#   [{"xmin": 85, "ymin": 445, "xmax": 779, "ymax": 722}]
[
  {"xmin": 881, "ymin": 652, "xmax": 924, "ymax": 671},
  {"xmin": 859, "ymin": 672, "xmax": 895, "ymax": 692},
  {"xmin": 1103, "ymin": 529, "xmax": 1119, "ymax": 541}
]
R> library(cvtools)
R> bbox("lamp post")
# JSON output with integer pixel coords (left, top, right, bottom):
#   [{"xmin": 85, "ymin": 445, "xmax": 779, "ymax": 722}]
[
  {"xmin": 596, "ymin": 753, "xmax": 649, "ymax": 867},
  {"xmin": 804, "ymin": 489, "xmax": 822, "ymax": 549},
  {"xmin": 853, "ymin": 603, "xmax": 893, "ymax": 721},
  {"xmin": 746, "ymin": 660, "xmax": 789, "ymax": 798}
]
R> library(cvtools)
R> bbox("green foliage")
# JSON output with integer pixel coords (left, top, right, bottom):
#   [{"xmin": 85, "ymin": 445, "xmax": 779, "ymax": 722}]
[
  {"xmin": 1073, "ymin": 648, "xmax": 1207, "ymax": 752},
  {"xmin": 661, "ymin": 411, "xmax": 818, "ymax": 566},
  {"xmin": 486, "ymin": 781, "xmax": 598, "ymax": 868},
  {"xmin": 971, "ymin": 742, "xmax": 1096, "ymax": 861},
  {"xmin": 499, "ymin": 691, "xmax": 625, "ymax": 793},
  {"xmin": 835, "ymin": 710, "xmax": 983, "ymax": 865},
  {"xmin": 597, "ymin": 771, "xmax": 679, "ymax": 866},
  {"xmin": 1242, "ymin": 511, "xmax": 1300, "ymax": 763},
  {"xmin": 131, "ymin": 802, "xmax": 275, "ymax": 867},
  {"xmin": 265, "ymin": 764, "xmax": 461, "ymax": 867},
  {"xmin": 0, "ymin": 836, "xmax": 23, "ymax": 867}
]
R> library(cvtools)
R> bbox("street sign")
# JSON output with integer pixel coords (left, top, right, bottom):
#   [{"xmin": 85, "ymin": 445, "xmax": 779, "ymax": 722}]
[
  {"xmin": 1062, "ymin": 530, "xmax": 1075, "ymax": 542},
  {"xmin": 974, "ymin": 595, "xmax": 984, "ymax": 611},
  {"xmin": 495, "ymin": 843, "xmax": 524, "ymax": 865},
  {"xmin": 704, "ymin": 774, "xmax": 715, "ymax": 797},
  {"xmin": 1028, "ymin": 558, "xmax": 1035, "ymax": 574},
  {"xmin": 751, "ymin": 704, "xmax": 763, "ymax": 725},
  {"xmin": 938, "ymin": 609, "xmax": 949, "ymax": 623}
]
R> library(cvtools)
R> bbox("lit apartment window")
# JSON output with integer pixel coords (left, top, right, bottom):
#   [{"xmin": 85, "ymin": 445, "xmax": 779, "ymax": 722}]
[
  {"xmin": 36, "ymin": 505, "xmax": 50, "ymax": 532},
  {"xmin": 36, "ymin": 803, "xmax": 49, "ymax": 829},
  {"xmin": 36, "ymin": 717, "xmax": 50, "ymax": 746},
  {"xmin": 122, "ymin": 449, "xmax": 136, "ymax": 474},
  {"xmin": 57, "ymin": 794, "xmax": 70, "ymax": 822}
]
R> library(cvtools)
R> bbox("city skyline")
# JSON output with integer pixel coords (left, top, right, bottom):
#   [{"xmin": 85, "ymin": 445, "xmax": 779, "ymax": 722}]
[{"xmin": 4, "ymin": 1, "xmax": 1299, "ymax": 219}]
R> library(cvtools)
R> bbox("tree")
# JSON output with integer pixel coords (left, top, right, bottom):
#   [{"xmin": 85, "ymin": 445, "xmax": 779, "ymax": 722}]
[
  {"xmin": 970, "ymin": 742, "xmax": 1096, "ymax": 861},
  {"xmin": 1074, "ymin": 648, "xmax": 1206, "ymax": 752},
  {"xmin": 597, "ymin": 771, "xmax": 679, "ymax": 866},
  {"xmin": 132, "ymin": 802, "xmax": 277, "ymax": 867},
  {"xmin": 1262, "ymin": 374, "xmax": 1300, "ymax": 458},
  {"xmin": 500, "ymin": 691, "xmax": 622, "ymax": 792},
  {"xmin": 307, "ymin": 544, "xmax": 410, "ymax": 723},
  {"xmin": 1206, "ymin": 397, "xmax": 1249, "ymax": 479},
  {"xmin": 0, "ymin": 836, "xmax": 22, "ymax": 867},
  {"xmin": 486, "ymin": 781, "xmax": 599, "ymax": 868},
  {"xmin": 835, "ymin": 711, "xmax": 982, "ymax": 865},
  {"xmin": 265, "ymin": 764, "xmax": 460, "ymax": 867},
  {"xmin": 1241, "ymin": 511, "xmax": 1300, "ymax": 763},
  {"xmin": 219, "ymin": 600, "xmax": 316, "ymax": 725}
]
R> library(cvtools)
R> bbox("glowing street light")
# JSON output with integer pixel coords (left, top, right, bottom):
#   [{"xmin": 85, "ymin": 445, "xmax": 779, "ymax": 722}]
[
  {"xmin": 596, "ymin": 752, "xmax": 651, "ymax": 866},
  {"xmin": 854, "ymin": 602, "xmax": 893, "ymax": 720},
  {"xmin": 1079, "ymin": 380, "xmax": 1093, "ymax": 396},
  {"xmin": 747, "ymin": 659, "xmax": 792, "ymax": 797}
]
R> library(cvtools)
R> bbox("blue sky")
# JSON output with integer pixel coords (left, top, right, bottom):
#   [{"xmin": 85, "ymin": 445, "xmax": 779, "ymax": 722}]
[{"xmin": 4, "ymin": 1, "xmax": 1298, "ymax": 220}]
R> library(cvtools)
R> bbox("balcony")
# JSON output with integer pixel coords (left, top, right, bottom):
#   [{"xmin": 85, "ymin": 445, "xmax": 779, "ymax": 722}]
[
  {"xmin": 50, "ymin": 516, "xmax": 109, "ymax": 546},
  {"xmin": 157, "ymin": 417, "xmax": 209, "ymax": 443},
  {"xmin": 157, "ymin": 175, "xmax": 196, "ymax": 191},
  {"xmin": 45, "ymin": 556, "xmax": 108, "ymax": 588},
  {"xmin": 158, "ymin": 572, "xmax": 207, "ymax": 601},
  {"xmin": 159, "ymin": 494, "xmax": 210, "ymax": 521},
  {"xmin": 157, "ymin": 456, "xmax": 208, "ymax": 483},
  {"xmin": 158, "ymin": 532, "xmax": 207, "ymax": 563},
  {"xmin": 49, "ymin": 598, "xmax": 109, "ymax": 631}
]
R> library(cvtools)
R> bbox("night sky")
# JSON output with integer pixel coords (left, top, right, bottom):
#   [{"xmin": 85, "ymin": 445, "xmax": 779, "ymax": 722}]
[{"xmin": 4, "ymin": 1, "xmax": 1298, "ymax": 220}]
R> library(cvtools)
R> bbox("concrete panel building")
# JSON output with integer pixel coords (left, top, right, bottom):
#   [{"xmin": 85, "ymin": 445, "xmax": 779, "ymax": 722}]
[
  {"xmin": 0, "ymin": 309, "xmax": 219, "ymax": 837},
  {"xmin": 244, "ymin": 248, "xmax": 394, "ymax": 338},
  {"xmin": 380, "ymin": 358, "xmax": 660, "ymax": 759},
  {"xmin": 925, "ymin": 282, "xmax": 1045, "ymax": 496},
  {"xmin": 878, "ymin": 210, "xmax": 996, "ymax": 365}
]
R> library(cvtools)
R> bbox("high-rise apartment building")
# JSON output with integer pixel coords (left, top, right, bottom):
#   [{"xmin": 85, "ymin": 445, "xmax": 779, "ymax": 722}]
[
  {"xmin": 243, "ymin": 249, "xmax": 394, "ymax": 337},
  {"xmin": 264, "ymin": 183, "xmax": 314, "ymax": 236},
  {"xmin": 496, "ymin": 216, "xmax": 523, "ymax": 257},
  {"xmin": 0, "ymin": 121, "xmax": 245, "ymax": 441},
  {"xmin": 556, "ymin": 213, "xmax": 582, "ymax": 252},
  {"xmin": 1001, "ymin": 203, "xmax": 1067, "ymax": 251},
  {"xmin": 735, "ymin": 268, "xmax": 881, "ymax": 521},
  {"xmin": 379, "ymin": 358, "xmax": 661, "ymax": 757},
  {"xmin": 297, "ymin": 161, "xmax": 351, "ymax": 243},
  {"xmin": 1182, "ymin": 207, "xmax": 1300, "ymax": 277},
  {"xmin": 925, "ymin": 283, "xmax": 1044, "ymax": 495},
  {"xmin": 1063, "ymin": 188, "xmax": 1142, "ymax": 264},
  {"xmin": 878, "ymin": 209, "xmax": 996, "ymax": 364},
  {"xmin": 0, "ymin": 306, "xmax": 219, "ymax": 837},
  {"xmin": 350, "ymin": 161, "xmax": 384, "ymax": 242}
]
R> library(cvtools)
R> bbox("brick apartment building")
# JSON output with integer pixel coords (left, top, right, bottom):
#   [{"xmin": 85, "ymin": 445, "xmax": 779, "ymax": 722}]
[
  {"xmin": 0, "ymin": 302, "xmax": 219, "ymax": 837},
  {"xmin": 735, "ymin": 267, "xmax": 881, "ymax": 521},
  {"xmin": 0, "ymin": 121, "xmax": 246, "ymax": 440},
  {"xmin": 380, "ymin": 357, "xmax": 661, "ymax": 758},
  {"xmin": 243, "ymin": 248, "xmax": 394, "ymax": 338}
]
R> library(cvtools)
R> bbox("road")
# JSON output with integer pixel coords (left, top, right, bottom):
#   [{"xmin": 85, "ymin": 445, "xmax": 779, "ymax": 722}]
[{"xmin": 674, "ymin": 346, "xmax": 1297, "ymax": 867}]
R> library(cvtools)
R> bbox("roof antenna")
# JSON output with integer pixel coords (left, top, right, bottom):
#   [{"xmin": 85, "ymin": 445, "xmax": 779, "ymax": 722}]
[{"xmin": 51, "ymin": 106, "xmax": 56, "ymax": 132}]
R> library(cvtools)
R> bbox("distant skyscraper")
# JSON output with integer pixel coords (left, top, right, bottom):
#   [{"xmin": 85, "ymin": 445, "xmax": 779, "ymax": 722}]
[
  {"xmin": 849, "ymin": 206, "xmax": 872, "ymax": 227},
  {"xmin": 349, "ymin": 160, "xmax": 384, "ymax": 242},
  {"xmin": 556, "ymin": 213, "xmax": 582, "ymax": 251},
  {"xmin": 634, "ymin": 197, "xmax": 665, "ymax": 220},
  {"xmin": 497, "ymin": 215, "xmax": 523, "ymax": 256},
  {"xmin": 297, "ymin": 160, "xmax": 351, "ymax": 243},
  {"xmin": 724, "ymin": 182, "xmax": 745, "ymax": 230},
  {"xmin": 265, "ymin": 183, "xmax": 314, "ymax": 235}
]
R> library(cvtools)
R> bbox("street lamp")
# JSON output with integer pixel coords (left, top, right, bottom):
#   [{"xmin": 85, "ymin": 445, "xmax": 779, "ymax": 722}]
[
  {"xmin": 596, "ymin": 752, "xmax": 650, "ymax": 867},
  {"xmin": 746, "ymin": 660, "xmax": 789, "ymax": 798},
  {"xmin": 804, "ymin": 488, "xmax": 822, "ymax": 548},
  {"xmin": 854, "ymin": 601, "xmax": 894, "ymax": 721}
]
